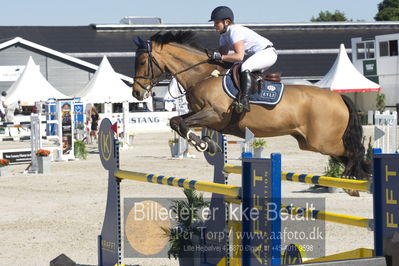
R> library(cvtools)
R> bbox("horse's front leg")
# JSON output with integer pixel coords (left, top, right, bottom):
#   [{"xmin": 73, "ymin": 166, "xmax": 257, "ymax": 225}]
[{"xmin": 176, "ymin": 108, "xmax": 223, "ymax": 153}]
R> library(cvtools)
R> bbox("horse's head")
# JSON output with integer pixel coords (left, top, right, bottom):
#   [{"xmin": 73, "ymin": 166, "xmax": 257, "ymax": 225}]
[
  {"xmin": 132, "ymin": 31, "xmax": 215, "ymax": 100},
  {"xmin": 132, "ymin": 37, "xmax": 165, "ymax": 100}
]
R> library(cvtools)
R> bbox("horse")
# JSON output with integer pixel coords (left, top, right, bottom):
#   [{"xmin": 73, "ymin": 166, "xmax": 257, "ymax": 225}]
[{"xmin": 131, "ymin": 31, "xmax": 370, "ymax": 188}]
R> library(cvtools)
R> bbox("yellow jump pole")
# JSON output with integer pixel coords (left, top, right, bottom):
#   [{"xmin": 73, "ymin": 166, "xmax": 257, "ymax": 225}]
[
  {"xmin": 224, "ymin": 164, "xmax": 242, "ymax": 174},
  {"xmin": 224, "ymin": 164, "xmax": 370, "ymax": 192},
  {"xmin": 282, "ymin": 205, "xmax": 371, "ymax": 229},
  {"xmin": 115, "ymin": 170, "xmax": 241, "ymax": 198}
]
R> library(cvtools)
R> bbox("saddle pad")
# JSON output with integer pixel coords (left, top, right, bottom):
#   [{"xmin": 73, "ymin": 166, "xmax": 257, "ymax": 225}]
[{"xmin": 222, "ymin": 69, "xmax": 284, "ymax": 106}]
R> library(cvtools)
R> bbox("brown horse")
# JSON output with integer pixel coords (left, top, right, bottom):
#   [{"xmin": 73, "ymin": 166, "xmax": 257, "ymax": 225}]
[{"xmin": 132, "ymin": 31, "xmax": 369, "ymax": 182}]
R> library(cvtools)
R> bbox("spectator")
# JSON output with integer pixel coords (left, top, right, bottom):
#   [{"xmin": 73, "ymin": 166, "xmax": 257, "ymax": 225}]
[
  {"xmin": 84, "ymin": 103, "xmax": 92, "ymax": 144},
  {"xmin": 0, "ymin": 91, "xmax": 7, "ymax": 122},
  {"xmin": 90, "ymin": 106, "xmax": 100, "ymax": 144},
  {"xmin": 5, "ymin": 101, "xmax": 20, "ymax": 123}
]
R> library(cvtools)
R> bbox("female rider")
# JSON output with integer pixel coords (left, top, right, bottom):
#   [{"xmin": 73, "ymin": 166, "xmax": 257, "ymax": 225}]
[{"xmin": 209, "ymin": 6, "xmax": 278, "ymax": 113}]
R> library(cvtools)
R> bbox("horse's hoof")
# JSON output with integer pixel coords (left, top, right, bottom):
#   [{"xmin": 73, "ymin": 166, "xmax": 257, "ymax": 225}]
[
  {"xmin": 202, "ymin": 136, "xmax": 222, "ymax": 153},
  {"xmin": 187, "ymin": 131, "xmax": 201, "ymax": 147}
]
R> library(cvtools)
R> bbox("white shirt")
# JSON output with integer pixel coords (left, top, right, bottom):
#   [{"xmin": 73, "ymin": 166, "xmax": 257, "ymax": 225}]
[
  {"xmin": 0, "ymin": 96, "xmax": 5, "ymax": 113},
  {"xmin": 219, "ymin": 25, "xmax": 273, "ymax": 56},
  {"xmin": 5, "ymin": 102, "xmax": 18, "ymax": 122}
]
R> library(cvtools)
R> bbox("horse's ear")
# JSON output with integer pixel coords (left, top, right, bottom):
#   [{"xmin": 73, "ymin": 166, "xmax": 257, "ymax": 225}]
[
  {"xmin": 146, "ymin": 40, "xmax": 152, "ymax": 52},
  {"xmin": 133, "ymin": 36, "xmax": 147, "ymax": 49}
]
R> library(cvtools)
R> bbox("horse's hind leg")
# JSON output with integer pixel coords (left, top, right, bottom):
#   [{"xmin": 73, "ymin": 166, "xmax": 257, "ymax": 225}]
[
  {"xmin": 302, "ymin": 129, "xmax": 361, "ymax": 197},
  {"xmin": 176, "ymin": 108, "xmax": 223, "ymax": 153}
]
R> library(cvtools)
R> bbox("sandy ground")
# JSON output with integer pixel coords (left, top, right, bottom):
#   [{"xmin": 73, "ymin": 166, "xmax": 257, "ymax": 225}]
[{"xmin": 0, "ymin": 128, "xmax": 376, "ymax": 266}]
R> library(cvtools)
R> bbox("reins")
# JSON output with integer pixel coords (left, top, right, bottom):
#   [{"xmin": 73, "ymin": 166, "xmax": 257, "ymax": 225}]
[
  {"xmin": 168, "ymin": 58, "xmax": 212, "ymax": 99},
  {"xmin": 172, "ymin": 59, "xmax": 210, "ymax": 76}
]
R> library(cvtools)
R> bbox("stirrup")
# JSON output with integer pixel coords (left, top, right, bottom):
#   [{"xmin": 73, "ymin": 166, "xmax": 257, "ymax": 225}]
[
  {"xmin": 235, "ymin": 103, "xmax": 244, "ymax": 113},
  {"xmin": 235, "ymin": 99, "xmax": 250, "ymax": 113}
]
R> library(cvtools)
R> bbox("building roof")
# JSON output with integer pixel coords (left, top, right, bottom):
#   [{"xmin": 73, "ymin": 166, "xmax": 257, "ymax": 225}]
[
  {"xmin": 1, "ymin": 22, "xmax": 399, "ymax": 79},
  {"xmin": 0, "ymin": 36, "xmax": 133, "ymax": 83}
]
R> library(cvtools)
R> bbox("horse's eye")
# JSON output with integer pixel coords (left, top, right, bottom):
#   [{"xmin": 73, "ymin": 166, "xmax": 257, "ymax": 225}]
[{"xmin": 139, "ymin": 61, "xmax": 146, "ymax": 66}]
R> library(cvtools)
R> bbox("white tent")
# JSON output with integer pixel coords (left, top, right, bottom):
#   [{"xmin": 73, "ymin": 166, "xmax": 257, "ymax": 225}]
[
  {"xmin": 76, "ymin": 56, "xmax": 152, "ymax": 108},
  {"xmin": 315, "ymin": 44, "xmax": 380, "ymax": 92},
  {"xmin": 5, "ymin": 56, "xmax": 67, "ymax": 105}
]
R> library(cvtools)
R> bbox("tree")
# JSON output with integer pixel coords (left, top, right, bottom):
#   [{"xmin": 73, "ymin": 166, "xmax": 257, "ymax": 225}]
[
  {"xmin": 311, "ymin": 10, "xmax": 349, "ymax": 22},
  {"xmin": 375, "ymin": 0, "xmax": 399, "ymax": 21}
]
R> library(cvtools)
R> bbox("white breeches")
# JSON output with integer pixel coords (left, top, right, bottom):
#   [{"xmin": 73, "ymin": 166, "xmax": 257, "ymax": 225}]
[{"xmin": 241, "ymin": 48, "xmax": 278, "ymax": 72}]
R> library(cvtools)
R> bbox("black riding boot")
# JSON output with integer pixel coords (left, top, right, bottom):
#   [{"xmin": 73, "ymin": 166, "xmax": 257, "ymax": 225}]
[{"xmin": 237, "ymin": 70, "xmax": 251, "ymax": 113}]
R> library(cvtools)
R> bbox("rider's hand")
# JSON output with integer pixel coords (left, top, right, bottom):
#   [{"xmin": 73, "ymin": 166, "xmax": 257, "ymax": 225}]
[{"xmin": 211, "ymin": 51, "xmax": 222, "ymax": 61}]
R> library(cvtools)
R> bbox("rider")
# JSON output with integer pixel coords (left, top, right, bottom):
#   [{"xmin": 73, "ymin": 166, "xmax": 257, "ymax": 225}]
[{"xmin": 209, "ymin": 6, "xmax": 278, "ymax": 113}]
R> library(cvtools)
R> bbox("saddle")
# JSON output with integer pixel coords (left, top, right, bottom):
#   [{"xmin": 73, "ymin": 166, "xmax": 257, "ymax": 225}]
[
  {"xmin": 231, "ymin": 63, "xmax": 281, "ymax": 92},
  {"xmin": 222, "ymin": 65, "xmax": 285, "ymax": 107}
]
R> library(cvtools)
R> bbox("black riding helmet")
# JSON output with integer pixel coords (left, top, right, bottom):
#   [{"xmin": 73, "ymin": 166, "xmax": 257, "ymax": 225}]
[{"xmin": 209, "ymin": 6, "xmax": 234, "ymax": 22}]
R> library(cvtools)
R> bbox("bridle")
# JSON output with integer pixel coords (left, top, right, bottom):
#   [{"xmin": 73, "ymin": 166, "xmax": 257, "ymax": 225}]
[
  {"xmin": 133, "ymin": 40, "xmax": 164, "ymax": 95},
  {"xmin": 133, "ymin": 39, "xmax": 210, "ymax": 96}
]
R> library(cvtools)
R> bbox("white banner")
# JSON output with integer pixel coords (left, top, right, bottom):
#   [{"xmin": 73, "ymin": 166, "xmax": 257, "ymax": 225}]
[
  {"xmin": 0, "ymin": 65, "xmax": 25, "ymax": 81},
  {"xmin": 102, "ymin": 111, "xmax": 178, "ymax": 132}
]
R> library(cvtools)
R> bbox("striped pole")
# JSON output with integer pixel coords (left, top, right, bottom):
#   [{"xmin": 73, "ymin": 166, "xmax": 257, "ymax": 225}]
[
  {"xmin": 282, "ymin": 172, "xmax": 370, "ymax": 192},
  {"xmin": 224, "ymin": 164, "xmax": 370, "ymax": 192},
  {"xmin": 115, "ymin": 170, "xmax": 241, "ymax": 198}
]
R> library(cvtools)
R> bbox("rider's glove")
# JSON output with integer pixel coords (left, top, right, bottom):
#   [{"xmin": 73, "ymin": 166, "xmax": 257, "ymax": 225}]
[{"xmin": 211, "ymin": 51, "xmax": 222, "ymax": 61}]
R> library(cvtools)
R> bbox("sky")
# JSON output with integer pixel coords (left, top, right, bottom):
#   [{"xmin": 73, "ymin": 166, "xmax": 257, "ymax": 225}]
[{"xmin": 0, "ymin": 0, "xmax": 383, "ymax": 26}]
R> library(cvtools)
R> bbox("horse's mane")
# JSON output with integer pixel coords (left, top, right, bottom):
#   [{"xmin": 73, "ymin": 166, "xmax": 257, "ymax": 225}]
[{"xmin": 150, "ymin": 31, "xmax": 203, "ymax": 51}]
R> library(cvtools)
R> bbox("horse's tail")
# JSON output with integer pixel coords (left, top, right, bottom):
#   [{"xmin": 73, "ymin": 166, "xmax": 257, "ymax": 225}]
[{"xmin": 340, "ymin": 94, "xmax": 371, "ymax": 180}]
